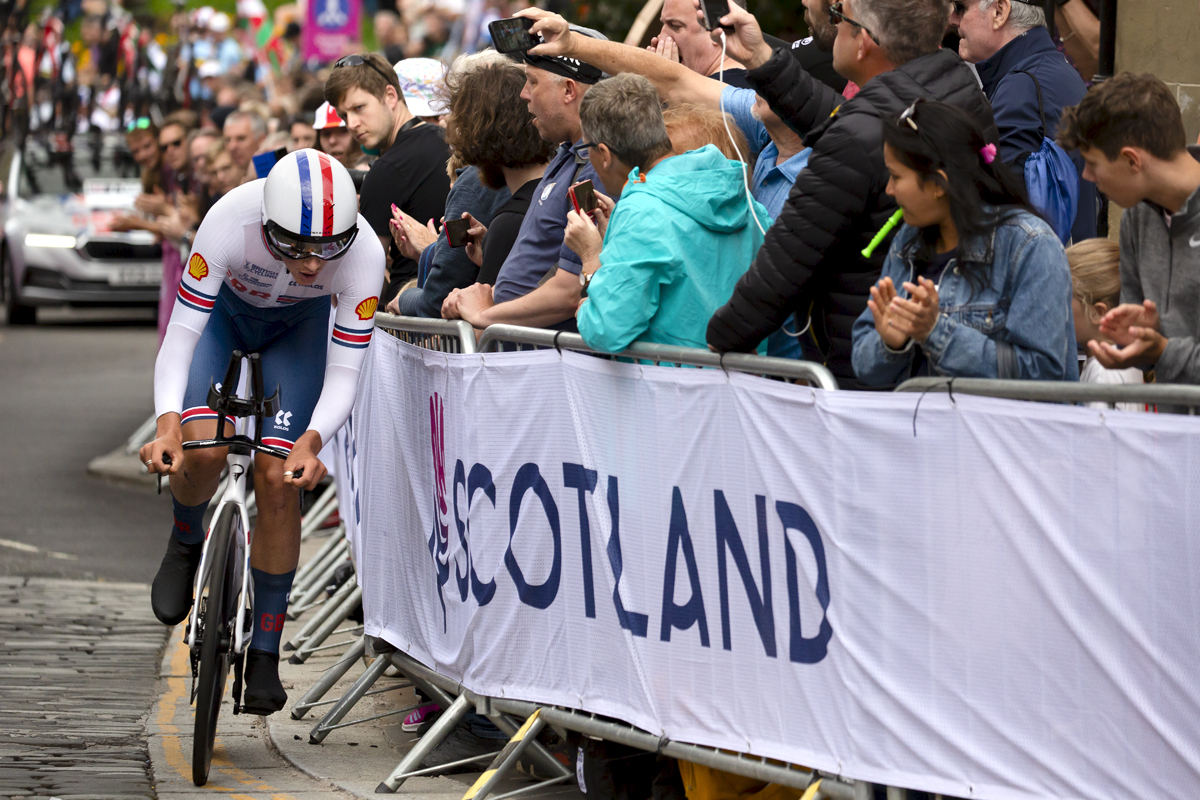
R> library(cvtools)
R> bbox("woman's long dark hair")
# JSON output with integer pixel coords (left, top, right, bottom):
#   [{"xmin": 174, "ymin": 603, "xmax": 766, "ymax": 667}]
[{"xmin": 882, "ymin": 100, "xmax": 1037, "ymax": 286}]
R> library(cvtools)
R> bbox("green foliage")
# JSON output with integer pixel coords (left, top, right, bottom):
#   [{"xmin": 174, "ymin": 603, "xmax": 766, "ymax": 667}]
[{"xmin": 572, "ymin": 0, "xmax": 810, "ymax": 47}]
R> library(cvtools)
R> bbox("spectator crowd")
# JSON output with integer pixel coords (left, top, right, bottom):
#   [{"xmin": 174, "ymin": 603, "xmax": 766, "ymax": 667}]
[
  {"xmin": 128, "ymin": 0, "xmax": 1194, "ymax": 400},
  {"xmin": 33, "ymin": 0, "xmax": 1200, "ymax": 790}
]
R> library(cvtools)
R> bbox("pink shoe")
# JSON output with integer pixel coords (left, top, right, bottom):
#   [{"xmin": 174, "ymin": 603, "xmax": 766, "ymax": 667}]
[{"xmin": 401, "ymin": 702, "xmax": 440, "ymax": 732}]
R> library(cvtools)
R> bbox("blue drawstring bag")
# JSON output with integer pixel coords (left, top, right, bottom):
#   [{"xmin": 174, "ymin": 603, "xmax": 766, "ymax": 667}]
[{"xmin": 1015, "ymin": 70, "xmax": 1078, "ymax": 245}]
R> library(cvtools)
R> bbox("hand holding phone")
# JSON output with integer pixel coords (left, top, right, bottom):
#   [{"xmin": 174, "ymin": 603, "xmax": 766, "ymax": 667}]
[
  {"xmin": 699, "ymin": 0, "xmax": 732, "ymax": 31},
  {"xmin": 488, "ymin": 17, "xmax": 540, "ymax": 53},
  {"xmin": 444, "ymin": 217, "xmax": 473, "ymax": 248},
  {"xmin": 568, "ymin": 180, "xmax": 598, "ymax": 217}
]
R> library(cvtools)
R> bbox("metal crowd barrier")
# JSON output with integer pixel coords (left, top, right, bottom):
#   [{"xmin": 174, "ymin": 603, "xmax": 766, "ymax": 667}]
[
  {"xmin": 374, "ymin": 313, "xmax": 478, "ymax": 353},
  {"xmin": 374, "ymin": 648, "xmax": 859, "ymax": 800},
  {"xmin": 476, "ymin": 324, "xmax": 840, "ymax": 389},
  {"xmin": 288, "ymin": 315, "xmax": 484, "ymax": 742},
  {"xmin": 896, "ymin": 376, "xmax": 1200, "ymax": 412}
]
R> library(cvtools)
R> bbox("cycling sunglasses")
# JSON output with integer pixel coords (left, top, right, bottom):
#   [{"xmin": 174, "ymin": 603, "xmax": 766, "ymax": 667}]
[
  {"xmin": 828, "ymin": 2, "xmax": 880, "ymax": 46},
  {"xmin": 264, "ymin": 221, "xmax": 359, "ymax": 261},
  {"xmin": 333, "ymin": 54, "xmax": 400, "ymax": 89}
]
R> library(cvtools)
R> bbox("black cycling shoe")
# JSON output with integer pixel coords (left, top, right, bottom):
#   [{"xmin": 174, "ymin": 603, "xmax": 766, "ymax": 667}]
[
  {"xmin": 241, "ymin": 649, "xmax": 287, "ymax": 715},
  {"xmin": 150, "ymin": 536, "xmax": 203, "ymax": 626}
]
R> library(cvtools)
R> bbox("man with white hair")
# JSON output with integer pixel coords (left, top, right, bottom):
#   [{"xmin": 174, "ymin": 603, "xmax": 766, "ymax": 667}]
[
  {"xmin": 952, "ymin": 0, "xmax": 1097, "ymax": 241},
  {"xmin": 223, "ymin": 109, "xmax": 267, "ymax": 182}
]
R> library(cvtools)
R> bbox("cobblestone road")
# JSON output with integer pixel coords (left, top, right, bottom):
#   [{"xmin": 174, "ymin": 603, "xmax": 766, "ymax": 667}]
[{"xmin": 0, "ymin": 576, "xmax": 170, "ymax": 798}]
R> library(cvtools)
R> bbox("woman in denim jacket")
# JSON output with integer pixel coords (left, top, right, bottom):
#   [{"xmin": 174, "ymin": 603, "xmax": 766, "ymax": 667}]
[{"xmin": 852, "ymin": 100, "xmax": 1079, "ymax": 386}]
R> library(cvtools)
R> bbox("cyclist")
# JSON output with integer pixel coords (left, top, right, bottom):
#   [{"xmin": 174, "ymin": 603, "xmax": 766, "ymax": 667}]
[{"xmin": 140, "ymin": 150, "xmax": 385, "ymax": 714}]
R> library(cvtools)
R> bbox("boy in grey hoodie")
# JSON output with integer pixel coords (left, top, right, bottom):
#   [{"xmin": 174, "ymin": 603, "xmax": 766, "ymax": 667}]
[{"xmin": 1058, "ymin": 72, "xmax": 1200, "ymax": 383}]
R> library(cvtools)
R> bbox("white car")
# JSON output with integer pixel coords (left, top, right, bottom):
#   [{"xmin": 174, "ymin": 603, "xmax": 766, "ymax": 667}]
[{"xmin": 0, "ymin": 134, "xmax": 163, "ymax": 325}]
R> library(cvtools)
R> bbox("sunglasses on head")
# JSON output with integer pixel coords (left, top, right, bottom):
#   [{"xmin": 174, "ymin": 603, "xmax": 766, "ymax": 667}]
[
  {"xmin": 128, "ymin": 116, "xmax": 152, "ymax": 131},
  {"xmin": 828, "ymin": 1, "xmax": 880, "ymax": 46},
  {"xmin": 333, "ymin": 54, "xmax": 399, "ymax": 90}
]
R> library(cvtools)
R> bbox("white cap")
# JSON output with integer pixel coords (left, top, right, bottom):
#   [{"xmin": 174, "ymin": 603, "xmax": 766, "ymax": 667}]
[
  {"xmin": 209, "ymin": 11, "xmax": 231, "ymax": 32},
  {"xmin": 393, "ymin": 58, "xmax": 449, "ymax": 118}
]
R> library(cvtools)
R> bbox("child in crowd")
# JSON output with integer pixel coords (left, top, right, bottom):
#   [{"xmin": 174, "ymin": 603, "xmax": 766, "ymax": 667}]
[
  {"xmin": 851, "ymin": 100, "xmax": 1078, "ymax": 385},
  {"xmin": 1066, "ymin": 239, "xmax": 1146, "ymax": 411}
]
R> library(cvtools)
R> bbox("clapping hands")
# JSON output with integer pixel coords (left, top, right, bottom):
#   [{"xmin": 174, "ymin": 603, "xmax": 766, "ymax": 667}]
[
  {"xmin": 1090, "ymin": 300, "xmax": 1167, "ymax": 369},
  {"xmin": 867, "ymin": 276, "xmax": 940, "ymax": 349}
]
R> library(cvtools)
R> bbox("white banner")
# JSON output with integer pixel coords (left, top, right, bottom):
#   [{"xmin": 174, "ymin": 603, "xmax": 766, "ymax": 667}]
[
  {"xmin": 328, "ymin": 418, "xmax": 362, "ymax": 565},
  {"xmin": 354, "ymin": 333, "xmax": 1200, "ymax": 800}
]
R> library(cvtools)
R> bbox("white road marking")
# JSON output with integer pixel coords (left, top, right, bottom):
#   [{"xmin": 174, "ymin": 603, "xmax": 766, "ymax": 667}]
[{"xmin": 0, "ymin": 538, "xmax": 79, "ymax": 560}]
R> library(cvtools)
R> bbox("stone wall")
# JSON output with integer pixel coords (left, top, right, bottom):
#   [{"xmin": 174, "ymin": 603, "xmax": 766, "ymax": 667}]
[{"xmin": 1114, "ymin": 0, "xmax": 1200, "ymax": 142}]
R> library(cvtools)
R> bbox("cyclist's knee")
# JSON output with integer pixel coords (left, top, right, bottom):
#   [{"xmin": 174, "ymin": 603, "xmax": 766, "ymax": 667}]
[
  {"xmin": 184, "ymin": 446, "xmax": 228, "ymax": 481},
  {"xmin": 254, "ymin": 456, "xmax": 297, "ymax": 500}
]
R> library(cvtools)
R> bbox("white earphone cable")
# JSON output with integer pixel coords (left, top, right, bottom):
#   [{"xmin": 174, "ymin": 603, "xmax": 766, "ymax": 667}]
[
  {"xmin": 717, "ymin": 28, "xmax": 765, "ymax": 237},
  {"xmin": 717, "ymin": 28, "xmax": 808, "ymax": 337}
]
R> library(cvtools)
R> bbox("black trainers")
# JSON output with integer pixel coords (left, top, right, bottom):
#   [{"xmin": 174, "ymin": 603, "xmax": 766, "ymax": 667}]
[
  {"xmin": 418, "ymin": 719, "xmax": 505, "ymax": 774},
  {"xmin": 151, "ymin": 536, "xmax": 203, "ymax": 626},
  {"xmin": 242, "ymin": 649, "xmax": 287, "ymax": 715}
]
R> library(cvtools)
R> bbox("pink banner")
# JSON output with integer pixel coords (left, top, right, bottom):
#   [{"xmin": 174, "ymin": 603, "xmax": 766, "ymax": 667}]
[{"xmin": 302, "ymin": 0, "xmax": 362, "ymax": 63}]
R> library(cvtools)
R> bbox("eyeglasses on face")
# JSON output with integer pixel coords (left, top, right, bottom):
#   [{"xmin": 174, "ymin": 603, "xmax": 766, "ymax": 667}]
[
  {"xmin": 333, "ymin": 54, "xmax": 399, "ymax": 91},
  {"xmin": 828, "ymin": 1, "xmax": 880, "ymax": 46},
  {"xmin": 160, "ymin": 138, "xmax": 185, "ymax": 150}
]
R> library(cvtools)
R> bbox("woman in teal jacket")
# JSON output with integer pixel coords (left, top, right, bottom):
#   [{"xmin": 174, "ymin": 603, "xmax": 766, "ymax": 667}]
[{"xmin": 567, "ymin": 143, "xmax": 770, "ymax": 354}]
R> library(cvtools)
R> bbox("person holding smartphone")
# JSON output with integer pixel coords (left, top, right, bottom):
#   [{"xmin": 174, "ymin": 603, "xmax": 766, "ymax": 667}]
[
  {"xmin": 565, "ymin": 75, "xmax": 769, "ymax": 353},
  {"xmin": 441, "ymin": 29, "xmax": 611, "ymax": 331}
]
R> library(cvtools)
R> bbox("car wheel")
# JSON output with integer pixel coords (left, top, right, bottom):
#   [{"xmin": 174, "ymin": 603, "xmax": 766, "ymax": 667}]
[{"xmin": 2, "ymin": 247, "xmax": 36, "ymax": 325}]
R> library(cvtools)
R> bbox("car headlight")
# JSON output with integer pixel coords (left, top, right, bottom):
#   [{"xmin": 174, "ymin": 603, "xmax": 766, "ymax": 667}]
[{"xmin": 25, "ymin": 233, "xmax": 78, "ymax": 248}]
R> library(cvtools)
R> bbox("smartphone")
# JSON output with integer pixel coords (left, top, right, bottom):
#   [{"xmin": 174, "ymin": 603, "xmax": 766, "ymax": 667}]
[
  {"xmin": 699, "ymin": 0, "xmax": 731, "ymax": 31},
  {"xmin": 488, "ymin": 17, "xmax": 539, "ymax": 54},
  {"xmin": 444, "ymin": 217, "xmax": 472, "ymax": 248},
  {"xmin": 252, "ymin": 147, "xmax": 289, "ymax": 179},
  {"xmin": 568, "ymin": 180, "xmax": 598, "ymax": 216}
]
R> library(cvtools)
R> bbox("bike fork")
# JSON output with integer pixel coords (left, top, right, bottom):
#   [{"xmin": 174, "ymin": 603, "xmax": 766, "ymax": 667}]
[{"xmin": 186, "ymin": 453, "xmax": 255, "ymax": 710}]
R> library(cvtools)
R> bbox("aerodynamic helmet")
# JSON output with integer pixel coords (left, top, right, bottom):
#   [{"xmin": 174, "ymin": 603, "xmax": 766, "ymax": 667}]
[{"xmin": 261, "ymin": 148, "xmax": 359, "ymax": 261}]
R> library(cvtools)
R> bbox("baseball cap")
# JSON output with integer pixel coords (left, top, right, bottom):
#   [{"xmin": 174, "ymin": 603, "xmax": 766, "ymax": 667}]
[
  {"xmin": 521, "ymin": 24, "xmax": 607, "ymax": 85},
  {"xmin": 393, "ymin": 57, "xmax": 449, "ymax": 118},
  {"xmin": 764, "ymin": 33, "xmax": 847, "ymax": 94},
  {"xmin": 313, "ymin": 101, "xmax": 346, "ymax": 130}
]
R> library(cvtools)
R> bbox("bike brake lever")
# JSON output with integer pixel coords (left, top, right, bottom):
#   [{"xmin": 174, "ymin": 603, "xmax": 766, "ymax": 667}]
[{"xmin": 157, "ymin": 453, "xmax": 174, "ymax": 495}]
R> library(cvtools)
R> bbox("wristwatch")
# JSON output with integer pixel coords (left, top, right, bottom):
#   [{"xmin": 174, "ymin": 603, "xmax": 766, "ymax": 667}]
[{"xmin": 579, "ymin": 269, "xmax": 595, "ymax": 298}]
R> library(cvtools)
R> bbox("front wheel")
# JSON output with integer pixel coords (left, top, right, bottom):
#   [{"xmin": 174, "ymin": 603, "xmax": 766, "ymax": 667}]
[{"xmin": 191, "ymin": 504, "xmax": 238, "ymax": 786}]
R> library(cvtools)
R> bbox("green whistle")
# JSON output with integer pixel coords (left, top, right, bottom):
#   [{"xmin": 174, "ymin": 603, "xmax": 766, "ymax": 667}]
[{"xmin": 861, "ymin": 209, "xmax": 904, "ymax": 259}]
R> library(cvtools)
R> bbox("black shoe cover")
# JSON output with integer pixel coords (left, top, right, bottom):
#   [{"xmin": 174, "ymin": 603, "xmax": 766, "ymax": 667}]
[
  {"xmin": 242, "ymin": 649, "xmax": 287, "ymax": 715},
  {"xmin": 151, "ymin": 536, "xmax": 203, "ymax": 626}
]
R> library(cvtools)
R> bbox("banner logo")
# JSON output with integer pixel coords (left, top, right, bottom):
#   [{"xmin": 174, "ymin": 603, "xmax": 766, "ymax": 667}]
[
  {"xmin": 187, "ymin": 253, "xmax": 208, "ymax": 280},
  {"xmin": 428, "ymin": 393, "xmax": 452, "ymax": 626},
  {"xmin": 356, "ymin": 296, "xmax": 378, "ymax": 320}
]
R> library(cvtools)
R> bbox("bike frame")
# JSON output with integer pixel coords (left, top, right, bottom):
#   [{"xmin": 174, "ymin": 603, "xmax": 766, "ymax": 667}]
[
  {"xmin": 180, "ymin": 351, "xmax": 286, "ymax": 659},
  {"xmin": 185, "ymin": 448, "xmax": 254, "ymax": 656}
]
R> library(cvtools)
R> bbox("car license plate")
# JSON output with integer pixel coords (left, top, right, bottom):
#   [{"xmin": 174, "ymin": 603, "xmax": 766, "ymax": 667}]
[{"xmin": 108, "ymin": 264, "xmax": 161, "ymax": 286}]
